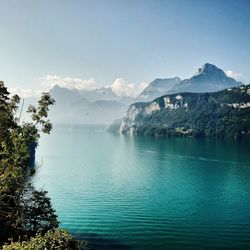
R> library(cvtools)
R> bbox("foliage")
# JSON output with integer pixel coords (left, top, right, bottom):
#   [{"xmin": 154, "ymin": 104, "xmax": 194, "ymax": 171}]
[
  {"xmin": 2, "ymin": 229, "xmax": 88, "ymax": 250},
  {"xmin": 20, "ymin": 186, "xmax": 59, "ymax": 237},
  {"xmin": 0, "ymin": 81, "xmax": 58, "ymax": 245}
]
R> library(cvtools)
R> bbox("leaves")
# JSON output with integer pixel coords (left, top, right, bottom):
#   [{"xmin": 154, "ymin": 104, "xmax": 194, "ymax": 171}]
[
  {"xmin": 27, "ymin": 93, "xmax": 55, "ymax": 135},
  {"xmin": 0, "ymin": 81, "xmax": 58, "ymax": 244},
  {"xmin": 3, "ymin": 229, "xmax": 88, "ymax": 250},
  {"xmin": 21, "ymin": 185, "xmax": 59, "ymax": 236}
]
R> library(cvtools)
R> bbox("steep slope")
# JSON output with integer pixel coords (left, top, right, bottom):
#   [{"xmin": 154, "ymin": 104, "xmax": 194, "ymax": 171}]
[
  {"xmin": 115, "ymin": 85, "xmax": 250, "ymax": 139},
  {"xmin": 137, "ymin": 77, "xmax": 181, "ymax": 101}
]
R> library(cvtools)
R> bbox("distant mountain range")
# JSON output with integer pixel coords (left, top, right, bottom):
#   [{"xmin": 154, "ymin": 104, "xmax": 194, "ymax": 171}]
[
  {"xmin": 169, "ymin": 63, "xmax": 242, "ymax": 94},
  {"xmin": 48, "ymin": 85, "xmax": 132, "ymax": 124},
  {"xmin": 136, "ymin": 63, "xmax": 242, "ymax": 101},
  {"xmin": 50, "ymin": 85, "xmax": 134, "ymax": 105},
  {"xmin": 22, "ymin": 63, "xmax": 245, "ymax": 125},
  {"xmin": 110, "ymin": 84, "xmax": 250, "ymax": 139}
]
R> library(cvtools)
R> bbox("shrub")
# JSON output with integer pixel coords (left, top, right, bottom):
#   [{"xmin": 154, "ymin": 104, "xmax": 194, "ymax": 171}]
[{"xmin": 2, "ymin": 229, "xmax": 88, "ymax": 250}]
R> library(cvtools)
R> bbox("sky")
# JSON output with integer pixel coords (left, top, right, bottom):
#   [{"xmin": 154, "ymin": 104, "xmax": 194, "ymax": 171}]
[{"xmin": 0, "ymin": 0, "xmax": 250, "ymax": 97}]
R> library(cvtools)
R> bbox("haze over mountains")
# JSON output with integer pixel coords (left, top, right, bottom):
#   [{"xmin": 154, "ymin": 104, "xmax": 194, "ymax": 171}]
[
  {"xmin": 137, "ymin": 77, "xmax": 181, "ymax": 101},
  {"xmin": 22, "ymin": 63, "xmax": 244, "ymax": 125},
  {"xmin": 48, "ymin": 85, "xmax": 129, "ymax": 124}
]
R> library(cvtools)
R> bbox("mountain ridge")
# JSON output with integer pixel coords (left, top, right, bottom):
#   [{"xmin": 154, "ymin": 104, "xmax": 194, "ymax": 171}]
[
  {"xmin": 167, "ymin": 63, "xmax": 242, "ymax": 94},
  {"xmin": 136, "ymin": 63, "xmax": 242, "ymax": 101}
]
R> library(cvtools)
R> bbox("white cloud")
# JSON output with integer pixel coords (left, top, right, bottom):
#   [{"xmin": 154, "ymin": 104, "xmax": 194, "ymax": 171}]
[
  {"xmin": 108, "ymin": 78, "xmax": 148, "ymax": 97},
  {"xmin": 225, "ymin": 70, "xmax": 243, "ymax": 81},
  {"xmin": 9, "ymin": 75, "xmax": 97, "ymax": 98},
  {"xmin": 8, "ymin": 87, "xmax": 42, "ymax": 98},
  {"xmin": 40, "ymin": 75, "xmax": 96, "ymax": 91},
  {"xmin": 8, "ymin": 75, "xmax": 149, "ymax": 99}
]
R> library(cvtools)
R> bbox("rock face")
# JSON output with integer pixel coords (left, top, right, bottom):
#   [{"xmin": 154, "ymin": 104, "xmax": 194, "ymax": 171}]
[
  {"xmin": 117, "ymin": 84, "xmax": 250, "ymax": 139},
  {"xmin": 119, "ymin": 103, "xmax": 144, "ymax": 135}
]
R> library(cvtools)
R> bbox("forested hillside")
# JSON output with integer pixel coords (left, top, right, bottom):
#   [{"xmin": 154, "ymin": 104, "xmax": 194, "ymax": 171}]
[{"xmin": 115, "ymin": 85, "xmax": 250, "ymax": 139}]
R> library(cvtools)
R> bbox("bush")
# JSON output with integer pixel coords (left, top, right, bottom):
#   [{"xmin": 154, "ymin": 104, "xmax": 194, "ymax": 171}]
[{"xmin": 2, "ymin": 229, "xmax": 88, "ymax": 250}]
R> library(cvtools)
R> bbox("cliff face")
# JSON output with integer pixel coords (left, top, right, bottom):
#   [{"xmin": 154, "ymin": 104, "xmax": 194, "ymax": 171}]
[{"xmin": 117, "ymin": 85, "xmax": 250, "ymax": 139}]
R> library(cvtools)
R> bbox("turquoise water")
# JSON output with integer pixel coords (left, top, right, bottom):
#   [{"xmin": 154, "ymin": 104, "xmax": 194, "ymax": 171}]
[{"xmin": 36, "ymin": 125, "xmax": 250, "ymax": 250}]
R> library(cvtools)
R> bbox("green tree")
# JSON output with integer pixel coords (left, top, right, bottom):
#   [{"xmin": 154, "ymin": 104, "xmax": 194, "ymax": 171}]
[
  {"xmin": 0, "ymin": 80, "xmax": 58, "ymax": 244},
  {"xmin": 21, "ymin": 186, "xmax": 59, "ymax": 237}
]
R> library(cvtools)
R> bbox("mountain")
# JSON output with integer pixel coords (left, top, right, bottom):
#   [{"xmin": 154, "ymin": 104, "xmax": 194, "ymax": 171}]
[
  {"xmin": 50, "ymin": 85, "xmax": 83, "ymax": 106},
  {"xmin": 137, "ymin": 77, "xmax": 181, "ymax": 101},
  {"xmin": 24, "ymin": 63, "xmax": 243, "ymax": 125},
  {"xmin": 136, "ymin": 63, "xmax": 242, "ymax": 101},
  {"xmin": 78, "ymin": 87, "xmax": 118, "ymax": 102},
  {"xmin": 109, "ymin": 84, "xmax": 250, "ymax": 139},
  {"xmin": 168, "ymin": 63, "xmax": 242, "ymax": 94},
  {"xmin": 48, "ymin": 85, "xmax": 130, "ymax": 124}
]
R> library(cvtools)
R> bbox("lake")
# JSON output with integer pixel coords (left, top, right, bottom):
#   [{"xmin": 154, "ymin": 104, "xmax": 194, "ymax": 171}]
[{"xmin": 36, "ymin": 124, "xmax": 250, "ymax": 250}]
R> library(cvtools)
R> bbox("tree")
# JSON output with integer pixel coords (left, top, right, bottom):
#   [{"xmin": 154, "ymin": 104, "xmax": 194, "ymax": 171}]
[
  {"xmin": 0, "ymin": 80, "xmax": 58, "ymax": 244},
  {"xmin": 21, "ymin": 186, "xmax": 59, "ymax": 237}
]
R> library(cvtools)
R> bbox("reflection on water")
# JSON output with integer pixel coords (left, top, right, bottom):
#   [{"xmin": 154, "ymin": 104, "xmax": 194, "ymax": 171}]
[
  {"xmin": 36, "ymin": 124, "xmax": 250, "ymax": 250},
  {"xmin": 75, "ymin": 233, "xmax": 132, "ymax": 250}
]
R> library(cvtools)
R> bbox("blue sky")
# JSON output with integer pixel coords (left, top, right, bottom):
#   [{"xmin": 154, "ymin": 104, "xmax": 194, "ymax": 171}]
[{"xmin": 0, "ymin": 0, "xmax": 250, "ymax": 96}]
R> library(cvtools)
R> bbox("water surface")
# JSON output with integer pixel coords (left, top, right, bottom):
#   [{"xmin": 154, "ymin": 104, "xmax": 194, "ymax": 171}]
[{"xmin": 36, "ymin": 125, "xmax": 250, "ymax": 249}]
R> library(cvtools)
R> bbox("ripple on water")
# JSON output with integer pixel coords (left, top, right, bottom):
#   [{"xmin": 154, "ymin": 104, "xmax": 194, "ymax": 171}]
[{"xmin": 36, "ymin": 127, "xmax": 250, "ymax": 250}]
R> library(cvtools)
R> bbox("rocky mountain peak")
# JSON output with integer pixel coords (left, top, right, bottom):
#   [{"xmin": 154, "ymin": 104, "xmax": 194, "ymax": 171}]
[{"xmin": 197, "ymin": 63, "xmax": 226, "ymax": 77}]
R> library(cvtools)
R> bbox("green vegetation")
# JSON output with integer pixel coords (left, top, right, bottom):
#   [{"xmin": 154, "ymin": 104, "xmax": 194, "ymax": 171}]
[
  {"xmin": 0, "ymin": 81, "xmax": 87, "ymax": 249},
  {"xmin": 119, "ymin": 85, "xmax": 250, "ymax": 139},
  {"xmin": 2, "ymin": 229, "xmax": 88, "ymax": 250}
]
